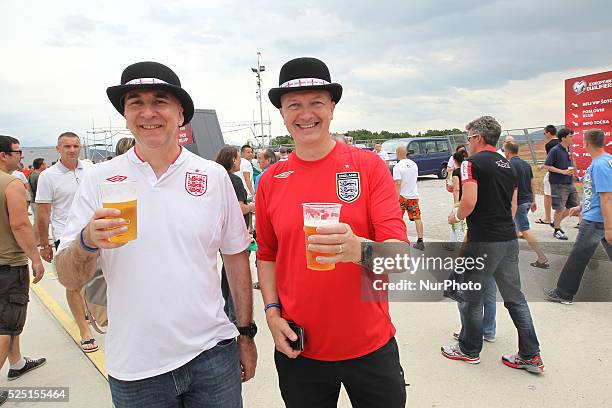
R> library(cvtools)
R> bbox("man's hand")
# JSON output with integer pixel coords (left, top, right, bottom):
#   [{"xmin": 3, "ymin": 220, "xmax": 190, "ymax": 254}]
[
  {"xmin": 448, "ymin": 211, "xmax": 458, "ymax": 225},
  {"xmin": 605, "ymin": 228, "xmax": 612, "ymax": 244},
  {"xmin": 85, "ymin": 208, "xmax": 130, "ymax": 250},
  {"xmin": 305, "ymin": 222, "xmax": 362, "ymax": 264},
  {"xmin": 266, "ymin": 314, "xmax": 301, "ymax": 358},
  {"xmin": 237, "ymin": 336, "xmax": 257, "ymax": 382},
  {"xmin": 568, "ymin": 205, "xmax": 582, "ymax": 217},
  {"xmin": 531, "ymin": 202, "xmax": 537, "ymax": 213},
  {"xmin": 39, "ymin": 245, "xmax": 53, "ymax": 263},
  {"xmin": 563, "ymin": 168, "xmax": 575, "ymax": 176},
  {"xmin": 31, "ymin": 259, "xmax": 45, "ymax": 284}
]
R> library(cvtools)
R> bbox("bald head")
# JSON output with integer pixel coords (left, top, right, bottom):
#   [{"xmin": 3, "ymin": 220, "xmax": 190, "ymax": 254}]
[
  {"xmin": 396, "ymin": 145, "xmax": 407, "ymax": 159},
  {"xmin": 503, "ymin": 135, "xmax": 515, "ymax": 144}
]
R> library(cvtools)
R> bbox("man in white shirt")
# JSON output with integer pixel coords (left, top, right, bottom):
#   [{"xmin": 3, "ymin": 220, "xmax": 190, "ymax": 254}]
[
  {"xmin": 374, "ymin": 143, "xmax": 390, "ymax": 165},
  {"xmin": 393, "ymin": 145, "xmax": 425, "ymax": 250},
  {"xmin": 35, "ymin": 132, "xmax": 97, "ymax": 353},
  {"xmin": 55, "ymin": 61, "xmax": 256, "ymax": 408},
  {"xmin": 235, "ymin": 145, "xmax": 255, "ymax": 199}
]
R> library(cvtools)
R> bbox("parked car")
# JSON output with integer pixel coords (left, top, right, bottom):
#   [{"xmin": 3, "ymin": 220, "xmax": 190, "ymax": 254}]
[{"xmin": 381, "ymin": 137, "xmax": 452, "ymax": 179}]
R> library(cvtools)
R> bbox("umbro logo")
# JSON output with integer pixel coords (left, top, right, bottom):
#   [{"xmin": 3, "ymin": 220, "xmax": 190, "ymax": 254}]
[
  {"xmin": 106, "ymin": 175, "xmax": 128, "ymax": 182},
  {"xmin": 274, "ymin": 171, "xmax": 294, "ymax": 179}
]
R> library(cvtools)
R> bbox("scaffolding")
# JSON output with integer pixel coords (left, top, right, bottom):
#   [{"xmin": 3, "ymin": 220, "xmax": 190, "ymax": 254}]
[{"xmin": 84, "ymin": 121, "xmax": 132, "ymax": 162}]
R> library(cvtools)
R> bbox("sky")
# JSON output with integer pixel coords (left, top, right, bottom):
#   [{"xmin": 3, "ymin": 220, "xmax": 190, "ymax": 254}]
[{"xmin": 1, "ymin": 0, "xmax": 610, "ymax": 147}]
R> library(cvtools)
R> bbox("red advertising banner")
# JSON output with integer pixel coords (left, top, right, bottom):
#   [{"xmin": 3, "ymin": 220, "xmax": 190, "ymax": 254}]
[
  {"xmin": 565, "ymin": 70, "xmax": 612, "ymax": 176},
  {"xmin": 178, "ymin": 124, "xmax": 193, "ymax": 146}
]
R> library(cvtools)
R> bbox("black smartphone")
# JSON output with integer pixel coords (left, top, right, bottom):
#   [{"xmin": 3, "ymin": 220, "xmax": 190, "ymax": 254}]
[{"xmin": 287, "ymin": 321, "xmax": 305, "ymax": 352}]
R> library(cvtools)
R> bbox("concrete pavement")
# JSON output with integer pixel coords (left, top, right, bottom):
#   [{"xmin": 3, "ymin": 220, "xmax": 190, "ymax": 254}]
[{"xmin": 2, "ymin": 177, "xmax": 610, "ymax": 407}]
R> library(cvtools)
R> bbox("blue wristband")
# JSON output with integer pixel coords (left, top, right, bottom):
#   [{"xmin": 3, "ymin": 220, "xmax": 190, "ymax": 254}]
[
  {"xmin": 264, "ymin": 303, "xmax": 281, "ymax": 313},
  {"xmin": 79, "ymin": 228, "xmax": 99, "ymax": 253}
]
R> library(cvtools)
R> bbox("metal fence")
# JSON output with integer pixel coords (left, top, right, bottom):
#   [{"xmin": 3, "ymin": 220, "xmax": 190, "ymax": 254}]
[{"xmin": 352, "ymin": 124, "xmax": 566, "ymax": 166}]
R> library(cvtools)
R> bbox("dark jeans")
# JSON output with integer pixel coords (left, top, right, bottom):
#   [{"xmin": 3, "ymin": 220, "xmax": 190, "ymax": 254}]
[
  {"xmin": 459, "ymin": 240, "xmax": 540, "ymax": 359},
  {"xmin": 556, "ymin": 219, "xmax": 612, "ymax": 298},
  {"xmin": 109, "ymin": 339, "xmax": 242, "ymax": 408},
  {"xmin": 274, "ymin": 337, "xmax": 406, "ymax": 408}
]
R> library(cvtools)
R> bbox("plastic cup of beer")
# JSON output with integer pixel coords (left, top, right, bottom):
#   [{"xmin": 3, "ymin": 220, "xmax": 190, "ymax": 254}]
[
  {"xmin": 100, "ymin": 182, "xmax": 137, "ymax": 243},
  {"xmin": 302, "ymin": 203, "xmax": 342, "ymax": 271}
]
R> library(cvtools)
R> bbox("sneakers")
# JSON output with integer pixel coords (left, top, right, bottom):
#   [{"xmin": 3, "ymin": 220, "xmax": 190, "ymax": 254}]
[
  {"xmin": 0, "ymin": 391, "xmax": 7, "ymax": 406},
  {"xmin": 412, "ymin": 241, "xmax": 425, "ymax": 251},
  {"xmin": 7, "ymin": 357, "xmax": 47, "ymax": 381},
  {"xmin": 543, "ymin": 288, "xmax": 574, "ymax": 305},
  {"xmin": 452, "ymin": 330, "xmax": 496, "ymax": 343},
  {"xmin": 553, "ymin": 229, "xmax": 568, "ymax": 240},
  {"xmin": 502, "ymin": 353, "xmax": 545, "ymax": 374},
  {"xmin": 441, "ymin": 344, "xmax": 480, "ymax": 364}
]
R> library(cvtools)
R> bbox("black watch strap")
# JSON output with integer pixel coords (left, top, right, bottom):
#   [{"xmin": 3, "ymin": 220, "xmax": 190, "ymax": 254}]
[{"xmin": 236, "ymin": 322, "xmax": 257, "ymax": 338}]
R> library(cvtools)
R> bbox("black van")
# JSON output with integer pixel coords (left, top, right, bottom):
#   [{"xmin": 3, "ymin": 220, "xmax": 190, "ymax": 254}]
[{"xmin": 382, "ymin": 137, "xmax": 452, "ymax": 178}]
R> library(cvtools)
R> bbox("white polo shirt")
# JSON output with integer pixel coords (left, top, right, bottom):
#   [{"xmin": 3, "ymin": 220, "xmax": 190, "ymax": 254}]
[
  {"xmin": 58, "ymin": 147, "xmax": 250, "ymax": 380},
  {"xmin": 35, "ymin": 160, "xmax": 90, "ymax": 241},
  {"xmin": 233, "ymin": 158, "xmax": 253, "ymax": 199},
  {"xmin": 377, "ymin": 150, "xmax": 390, "ymax": 162},
  {"xmin": 393, "ymin": 158, "xmax": 419, "ymax": 198}
]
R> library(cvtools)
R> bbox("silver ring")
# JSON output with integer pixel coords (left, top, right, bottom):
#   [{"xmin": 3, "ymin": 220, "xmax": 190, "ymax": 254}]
[{"xmin": 338, "ymin": 244, "xmax": 343, "ymax": 254}]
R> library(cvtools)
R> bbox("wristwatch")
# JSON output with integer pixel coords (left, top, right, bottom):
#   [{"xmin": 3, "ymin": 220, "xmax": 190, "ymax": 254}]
[
  {"xmin": 357, "ymin": 238, "xmax": 374, "ymax": 266},
  {"xmin": 236, "ymin": 322, "xmax": 257, "ymax": 338}
]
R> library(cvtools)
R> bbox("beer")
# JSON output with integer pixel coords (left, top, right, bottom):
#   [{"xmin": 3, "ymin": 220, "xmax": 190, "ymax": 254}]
[
  {"xmin": 100, "ymin": 182, "xmax": 137, "ymax": 243},
  {"xmin": 302, "ymin": 203, "xmax": 342, "ymax": 271},
  {"xmin": 304, "ymin": 222, "xmax": 336, "ymax": 271},
  {"xmin": 103, "ymin": 199, "xmax": 137, "ymax": 243}
]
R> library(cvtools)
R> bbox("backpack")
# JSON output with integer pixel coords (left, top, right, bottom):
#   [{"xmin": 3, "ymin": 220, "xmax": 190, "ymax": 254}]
[{"xmin": 83, "ymin": 265, "xmax": 107, "ymax": 334}]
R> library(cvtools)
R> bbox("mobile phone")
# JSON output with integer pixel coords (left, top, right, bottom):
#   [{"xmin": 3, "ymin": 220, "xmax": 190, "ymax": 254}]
[{"xmin": 287, "ymin": 321, "xmax": 305, "ymax": 352}]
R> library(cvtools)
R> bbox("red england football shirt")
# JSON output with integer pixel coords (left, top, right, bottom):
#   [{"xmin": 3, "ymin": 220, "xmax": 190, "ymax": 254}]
[{"xmin": 256, "ymin": 142, "xmax": 407, "ymax": 361}]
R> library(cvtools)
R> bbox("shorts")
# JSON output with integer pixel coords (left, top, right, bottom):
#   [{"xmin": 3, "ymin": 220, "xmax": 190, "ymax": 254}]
[
  {"xmin": 514, "ymin": 202, "xmax": 532, "ymax": 232},
  {"xmin": 543, "ymin": 172, "xmax": 551, "ymax": 196},
  {"xmin": 399, "ymin": 197, "xmax": 421, "ymax": 221},
  {"xmin": 0, "ymin": 265, "xmax": 30, "ymax": 336},
  {"xmin": 550, "ymin": 183, "xmax": 579, "ymax": 211}
]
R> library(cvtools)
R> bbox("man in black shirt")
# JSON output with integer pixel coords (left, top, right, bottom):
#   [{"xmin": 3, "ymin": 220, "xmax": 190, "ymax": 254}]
[
  {"xmin": 443, "ymin": 116, "xmax": 544, "ymax": 374},
  {"xmin": 505, "ymin": 142, "xmax": 548, "ymax": 268},
  {"xmin": 544, "ymin": 128, "xmax": 578, "ymax": 240},
  {"xmin": 536, "ymin": 125, "xmax": 558, "ymax": 225}
]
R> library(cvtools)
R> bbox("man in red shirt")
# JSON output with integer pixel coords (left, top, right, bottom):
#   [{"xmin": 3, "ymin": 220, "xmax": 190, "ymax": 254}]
[{"xmin": 256, "ymin": 57, "xmax": 408, "ymax": 407}]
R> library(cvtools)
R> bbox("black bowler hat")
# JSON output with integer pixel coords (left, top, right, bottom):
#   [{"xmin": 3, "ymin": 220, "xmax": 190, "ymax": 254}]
[
  {"xmin": 106, "ymin": 61, "xmax": 194, "ymax": 126},
  {"xmin": 268, "ymin": 57, "xmax": 343, "ymax": 109}
]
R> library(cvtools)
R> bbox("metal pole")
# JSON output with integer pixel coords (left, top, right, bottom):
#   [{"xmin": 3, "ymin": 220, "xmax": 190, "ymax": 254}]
[
  {"xmin": 523, "ymin": 128, "xmax": 538, "ymax": 165},
  {"xmin": 257, "ymin": 52, "xmax": 265, "ymax": 147}
]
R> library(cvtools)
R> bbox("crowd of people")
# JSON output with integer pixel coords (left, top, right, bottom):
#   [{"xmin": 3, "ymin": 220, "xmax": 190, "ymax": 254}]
[{"xmin": 1, "ymin": 56, "xmax": 611, "ymax": 407}]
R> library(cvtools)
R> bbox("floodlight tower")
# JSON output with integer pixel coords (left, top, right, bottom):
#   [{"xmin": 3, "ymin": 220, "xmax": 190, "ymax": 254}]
[{"xmin": 251, "ymin": 52, "xmax": 266, "ymax": 146}]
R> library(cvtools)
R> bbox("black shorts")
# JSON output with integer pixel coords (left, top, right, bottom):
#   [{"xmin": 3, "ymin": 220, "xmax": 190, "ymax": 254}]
[
  {"xmin": 0, "ymin": 265, "xmax": 30, "ymax": 336},
  {"xmin": 274, "ymin": 337, "xmax": 407, "ymax": 408}
]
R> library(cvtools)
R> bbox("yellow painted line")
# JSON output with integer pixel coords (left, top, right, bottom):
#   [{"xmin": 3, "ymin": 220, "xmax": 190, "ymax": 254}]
[{"xmin": 30, "ymin": 282, "xmax": 108, "ymax": 379}]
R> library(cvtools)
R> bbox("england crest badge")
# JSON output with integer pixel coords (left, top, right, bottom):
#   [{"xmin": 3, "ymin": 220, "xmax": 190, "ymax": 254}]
[
  {"xmin": 336, "ymin": 172, "xmax": 361, "ymax": 203},
  {"xmin": 185, "ymin": 172, "xmax": 207, "ymax": 196}
]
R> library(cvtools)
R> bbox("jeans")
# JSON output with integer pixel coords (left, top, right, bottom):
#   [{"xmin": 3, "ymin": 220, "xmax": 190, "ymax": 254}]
[
  {"xmin": 459, "ymin": 240, "xmax": 540, "ymax": 359},
  {"xmin": 556, "ymin": 219, "xmax": 612, "ymax": 298},
  {"xmin": 109, "ymin": 339, "xmax": 242, "ymax": 408},
  {"xmin": 458, "ymin": 277, "xmax": 496, "ymax": 339}
]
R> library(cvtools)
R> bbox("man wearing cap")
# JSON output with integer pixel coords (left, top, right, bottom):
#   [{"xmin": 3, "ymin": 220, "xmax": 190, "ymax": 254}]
[
  {"xmin": 256, "ymin": 57, "xmax": 407, "ymax": 407},
  {"xmin": 55, "ymin": 62, "xmax": 256, "ymax": 407}
]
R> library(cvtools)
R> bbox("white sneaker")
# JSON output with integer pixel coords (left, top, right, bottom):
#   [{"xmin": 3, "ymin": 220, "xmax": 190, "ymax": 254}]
[{"xmin": 553, "ymin": 230, "xmax": 568, "ymax": 240}]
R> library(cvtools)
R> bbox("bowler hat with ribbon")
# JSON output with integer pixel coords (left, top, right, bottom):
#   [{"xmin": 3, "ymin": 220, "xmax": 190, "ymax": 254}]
[
  {"xmin": 268, "ymin": 57, "xmax": 343, "ymax": 109},
  {"xmin": 106, "ymin": 61, "xmax": 194, "ymax": 126}
]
